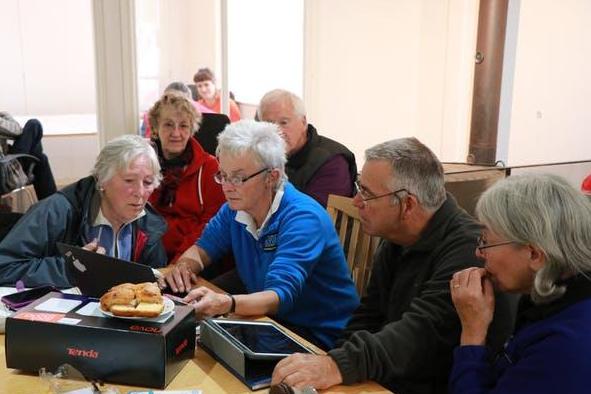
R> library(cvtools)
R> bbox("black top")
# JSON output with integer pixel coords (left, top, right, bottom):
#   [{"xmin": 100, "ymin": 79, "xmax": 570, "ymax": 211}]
[{"xmin": 286, "ymin": 124, "xmax": 357, "ymax": 195}]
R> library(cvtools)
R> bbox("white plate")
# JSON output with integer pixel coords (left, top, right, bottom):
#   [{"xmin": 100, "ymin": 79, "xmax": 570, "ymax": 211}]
[{"xmin": 99, "ymin": 297, "xmax": 174, "ymax": 321}]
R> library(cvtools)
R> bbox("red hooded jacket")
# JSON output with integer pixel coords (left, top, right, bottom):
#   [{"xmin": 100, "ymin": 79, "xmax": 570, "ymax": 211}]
[{"xmin": 150, "ymin": 138, "xmax": 226, "ymax": 262}]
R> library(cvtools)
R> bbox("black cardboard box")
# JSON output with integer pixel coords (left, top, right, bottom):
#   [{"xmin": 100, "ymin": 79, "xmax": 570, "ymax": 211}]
[{"xmin": 5, "ymin": 292, "xmax": 196, "ymax": 388}]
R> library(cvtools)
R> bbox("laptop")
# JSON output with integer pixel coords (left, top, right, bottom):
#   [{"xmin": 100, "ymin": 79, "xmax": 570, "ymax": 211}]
[{"xmin": 57, "ymin": 242, "xmax": 158, "ymax": 298}]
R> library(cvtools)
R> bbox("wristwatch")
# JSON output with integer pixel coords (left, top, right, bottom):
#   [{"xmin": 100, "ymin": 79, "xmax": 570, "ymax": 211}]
[{"xmin": 226, "ymin": 293, "xmax": 236, "ymax": 315}]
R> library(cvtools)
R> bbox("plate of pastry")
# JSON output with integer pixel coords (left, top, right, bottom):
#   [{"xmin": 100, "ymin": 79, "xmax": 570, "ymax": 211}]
[{"xmin": 99, "ymin": 282, "xmax": 174, "ymax": 320}]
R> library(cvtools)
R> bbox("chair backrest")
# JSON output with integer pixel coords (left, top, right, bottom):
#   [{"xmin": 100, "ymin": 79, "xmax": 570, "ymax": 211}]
[
  {"xmin": 194, "ymin": 113, "xmax": 231, "ymax": 155},
  {"xmin": 442, "ymin": 163, "xmax": 507, "ymax": 216},
  {"xmin": 0, "ymin": 184, "xmax": 37, "ymax": 214},
  {"xmin": 326, "ymin": 194, "xmax": 381, "ymax": 296}
]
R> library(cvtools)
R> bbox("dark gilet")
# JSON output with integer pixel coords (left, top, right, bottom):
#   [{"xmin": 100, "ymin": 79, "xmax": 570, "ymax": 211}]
[{"xmin": 286, "ymin": 124, "xmax": 357, "ymax": 194}]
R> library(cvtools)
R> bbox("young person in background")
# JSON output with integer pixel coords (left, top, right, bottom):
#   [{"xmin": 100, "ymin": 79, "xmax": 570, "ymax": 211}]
[{"xmin": 193, "ymin": 68, "xmax": 241, "ymax": 122}]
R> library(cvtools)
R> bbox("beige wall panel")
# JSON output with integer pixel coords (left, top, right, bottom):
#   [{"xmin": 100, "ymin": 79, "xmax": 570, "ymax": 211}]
[{"xmin": 304, "ymin": 0, "xmax": 478, "ymax": 165}]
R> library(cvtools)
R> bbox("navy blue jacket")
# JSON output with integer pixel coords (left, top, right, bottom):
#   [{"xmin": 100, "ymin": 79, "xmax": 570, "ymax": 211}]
[
  {"xmin": 450, "ymin": 274, "xmax": 591, "ymax": 394},
  {"xmin": 0, "ymin": 176, "xmax": 167, "ymax": 287}
]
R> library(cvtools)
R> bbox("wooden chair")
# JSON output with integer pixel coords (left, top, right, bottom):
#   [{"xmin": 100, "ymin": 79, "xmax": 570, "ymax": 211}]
[{"xmin": 326, "ymin": 194, "xmax": 381, "ymax": 296}]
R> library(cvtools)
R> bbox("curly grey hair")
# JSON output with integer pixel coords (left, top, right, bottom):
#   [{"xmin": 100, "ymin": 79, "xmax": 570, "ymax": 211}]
[
  {"xmin": 476, "ymin": 173, "xmax": 591, "ymax": 304},
  {"xmin": 91, "ymin": 134, "xmax": 161, "ymax": 189}
]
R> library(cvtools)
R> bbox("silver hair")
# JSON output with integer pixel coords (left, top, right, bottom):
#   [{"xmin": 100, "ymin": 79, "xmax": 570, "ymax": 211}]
[
  {"xmin": 164, "ymin": 81, "xmax": 192, "ymax": 99},
  {"xmin": 364, "ymin": 137, "xmax": 446, "ymax": 211},
  {"xmin": 257, "ymin": 89, "xmax": 307, "ymax": 119},
  {"xmin": 91, "ymin": 134, "xmax": 162, "ymax": 189},
  {"xmin": 216, "ymin": 120, "xmax": 287, "ymax": 189},
  {"xmin": 476, "ymin": 173, "xmax": 591, "ymax": 304}
]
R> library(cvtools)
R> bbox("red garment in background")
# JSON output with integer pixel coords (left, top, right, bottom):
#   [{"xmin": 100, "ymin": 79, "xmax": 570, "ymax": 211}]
[
  {"xmin": 582, "ymin": 174, "xmax": 591, "ymax": 195},
  {"xmin": 198, "ymin": 93, "xmax": 241, "ymax": 122},
  {"xmin": 149, "ymin": 138, "xmax": 226, "ymax": 263}
]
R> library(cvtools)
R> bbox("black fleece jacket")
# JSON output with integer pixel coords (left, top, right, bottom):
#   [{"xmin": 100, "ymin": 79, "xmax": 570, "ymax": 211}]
[{"xmin": 328, "ymin": 194, "xmax": 515, "ymax": 394}]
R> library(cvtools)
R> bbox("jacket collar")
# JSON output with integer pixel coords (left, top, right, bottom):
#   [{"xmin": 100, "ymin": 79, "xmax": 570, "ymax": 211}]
[
  {"xmin": 516, "ymin": 273, "xmax": 591, "ymax": 329},
  {"xmin": 286, "ymin": 124, "xmax": 317, "ymax": 169},
  {"xmin": 403, "ymin": 193, "xmax": 462, "ymax": 254}
]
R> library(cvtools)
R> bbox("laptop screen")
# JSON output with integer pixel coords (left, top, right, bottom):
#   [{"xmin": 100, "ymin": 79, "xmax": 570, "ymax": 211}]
[{"xmin": 57, "ymin": 242, "xmax": 157, "ymax": 297}]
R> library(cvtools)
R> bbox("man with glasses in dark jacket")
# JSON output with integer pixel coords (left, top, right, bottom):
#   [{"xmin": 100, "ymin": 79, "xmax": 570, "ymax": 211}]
[{"xmin": 272, "ymin": 137, "xmax": 515, "ymax": 394}]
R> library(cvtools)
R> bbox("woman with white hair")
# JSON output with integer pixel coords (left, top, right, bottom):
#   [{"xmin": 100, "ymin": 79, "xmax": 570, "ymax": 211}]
[
  {"xmin": 0, "ymin": 134, "xmax": 167, "ymax": 288},
  {"xmin": 449, "ymin": 173, "xmax": 591, "ymax": 393},
  {"xmin": 161, "ymin": 120, "xmax": 359, "ymax": 349}
]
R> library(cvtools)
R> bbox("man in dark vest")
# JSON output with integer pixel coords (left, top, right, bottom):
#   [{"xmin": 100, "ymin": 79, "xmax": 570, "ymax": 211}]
[{"xmin": 258, "ymin": 89, "xmax": 356, "ymax": 207}]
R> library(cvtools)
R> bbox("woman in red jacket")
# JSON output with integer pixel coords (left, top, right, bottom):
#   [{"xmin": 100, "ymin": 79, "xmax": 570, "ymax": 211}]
[{"xmin": 148, "ymin": 91, "xmax": 226, "ymax": 263}]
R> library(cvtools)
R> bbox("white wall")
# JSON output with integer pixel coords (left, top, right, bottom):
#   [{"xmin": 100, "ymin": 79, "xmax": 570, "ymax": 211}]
[
  {"xmin": 304, "ymin": 0, "xmax": 479, "ymax": 165},
  {"xmin": 227, "ymin": 0, "xmax": 304, "ymax": 104},
  {"xmin": 0, "ymin": 0, "xmax": 96, "ymax": 115},
  {"xmin": 137, "ymin": 0, "xmax": 220, "ymax": 112},
  {"xmin": 4, "ymin": 0, "xmax": 591, "ymax": 187},
  {"xmin": 44, "ymin": 134, "xmax": 99, "ymax": 187},
  {"xmin": 501, "ymin": 0, "xmax": 591, "ymax": 165}
]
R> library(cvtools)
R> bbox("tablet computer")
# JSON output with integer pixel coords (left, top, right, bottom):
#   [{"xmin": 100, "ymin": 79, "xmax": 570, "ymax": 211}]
[{"xmin": 206, "ymin": 319, "xmax": 312, "ymax": 359}]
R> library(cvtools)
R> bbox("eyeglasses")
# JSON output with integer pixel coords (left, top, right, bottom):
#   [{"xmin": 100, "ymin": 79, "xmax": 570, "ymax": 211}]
[
  {"xmin": 476, "ymin": 235, "xmax": 517, "ymax": 253},
  {"xmin": 354, "ymin": 180, "xmax": 408, "ymax": 204},
  {"xmin": 214, "ymin": 168, "xmax": 270, "ymax": 187},
  {"xmin": 39, "ymin": 363, "xmax": 119, "ymax": 393}
]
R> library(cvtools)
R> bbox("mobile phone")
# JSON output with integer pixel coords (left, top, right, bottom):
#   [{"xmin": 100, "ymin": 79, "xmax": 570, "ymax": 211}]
[{"xmin": 1, "ymin": 285, "xmax": 58, "ymax": 311}]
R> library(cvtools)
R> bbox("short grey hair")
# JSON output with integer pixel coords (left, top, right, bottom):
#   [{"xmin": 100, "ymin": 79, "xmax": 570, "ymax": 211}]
[
  {"xmin": 164, "ymin": 81, "xmax": 192, "ymax": 99},
  {"xmin": 258, "ymin": 89, "xmax": 307, "ymax": 119},
  {"xmin": 365, "ymin": 137, "xmax": 446, "ymax": 211},
  {"xmin": 476, "ymin": 173, "xmax": 591, "ymax": 304},
  {"xmin": 216, "ymin": 120, "xmax": 287, "ymax": 188},
  {"xmin": 91, "ymin": 134, "xmax": 162, "ymax": 189}
]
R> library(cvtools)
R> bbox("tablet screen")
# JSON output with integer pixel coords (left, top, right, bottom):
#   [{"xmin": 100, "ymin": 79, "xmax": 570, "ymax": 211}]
[{"xmin": 217, "ymin": 321, "xmax": 310, "ymax": 356}]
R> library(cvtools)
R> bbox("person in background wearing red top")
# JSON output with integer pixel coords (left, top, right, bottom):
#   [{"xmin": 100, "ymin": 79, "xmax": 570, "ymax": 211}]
[
  {"xmin": 148, "ymin": 92, "xmax": 226, "ymax": 263},
  {"xmin": 193, "ymin": 68, "xmax": 241, "ymax": 122}
]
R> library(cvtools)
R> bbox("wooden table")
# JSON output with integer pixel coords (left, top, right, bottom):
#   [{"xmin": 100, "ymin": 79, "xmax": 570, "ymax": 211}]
[
  {"xmin": 0, "ymin": 334, "xmax": 389, "ymax": 393},
  {"xmin": 0, "ymin": 278, "xmax": 391, "ymax": 393}
]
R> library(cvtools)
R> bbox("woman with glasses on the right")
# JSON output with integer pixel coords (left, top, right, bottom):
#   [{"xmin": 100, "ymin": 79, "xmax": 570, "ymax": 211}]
[{"xmin": 449, "ymin": 173, "xmax": 591, "ymax": 394}]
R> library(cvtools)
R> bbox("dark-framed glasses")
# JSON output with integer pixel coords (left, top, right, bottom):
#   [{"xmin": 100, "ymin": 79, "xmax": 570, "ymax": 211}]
[
  {"xmin": 476, "ymin": 235, "xmax": 517, "ymax": 253},
  {"xmin": 354, "ymin": 180, "xmax": 409, "ymax": 204},
  {"xmin": 214, "ymin": 168, "xmax": 270, "ymax": 187}
]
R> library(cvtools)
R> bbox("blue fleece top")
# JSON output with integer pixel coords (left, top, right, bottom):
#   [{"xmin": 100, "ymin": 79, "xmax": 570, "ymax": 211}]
[
  {"xmin": 198, "ymin": 182, "xmax": 359, "ymax": 349},
  {"xmin": 450, "ymin": 276, "xmax": 591, "ymax": 394}
]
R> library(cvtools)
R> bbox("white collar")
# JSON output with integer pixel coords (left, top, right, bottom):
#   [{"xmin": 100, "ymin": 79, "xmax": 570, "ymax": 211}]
[
  {"xmin": 235, "ymin": 183, "xmax": 285, "ymax": 240},
  {"xmin": 93, "ymin": 207, "xmax": 146, "ymax": 230}
]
